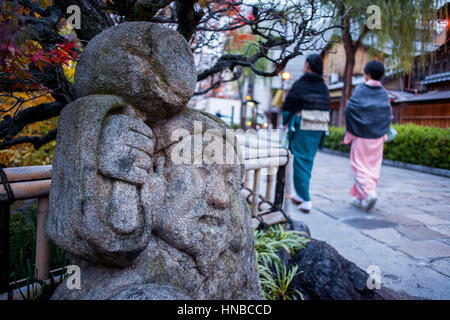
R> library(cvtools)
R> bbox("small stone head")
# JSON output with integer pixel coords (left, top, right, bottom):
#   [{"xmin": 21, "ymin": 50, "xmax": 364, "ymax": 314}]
[{"xmin": 75, "ymin": 22, "xmax": 197, "ymax": 123}]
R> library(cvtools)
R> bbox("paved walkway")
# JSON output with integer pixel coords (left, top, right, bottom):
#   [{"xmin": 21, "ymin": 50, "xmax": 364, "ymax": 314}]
[{"xmin": 285, "ymin": 151, "xmax": 450, "ymax": 300}]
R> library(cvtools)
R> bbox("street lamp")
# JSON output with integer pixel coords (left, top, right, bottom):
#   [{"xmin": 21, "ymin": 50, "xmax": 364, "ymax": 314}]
[
  {"xmin": 241, "ymin": 98, "xmax": 260, "ymax": 130},
  {"xmin": 281, "ymin": 71, "xmax": 291, "ymax": 81}
]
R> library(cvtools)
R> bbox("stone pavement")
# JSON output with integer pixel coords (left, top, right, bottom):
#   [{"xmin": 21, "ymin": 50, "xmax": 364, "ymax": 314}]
[{"xmin": 284, "ymin": 151, "xmax": 450, "ymax": 300}]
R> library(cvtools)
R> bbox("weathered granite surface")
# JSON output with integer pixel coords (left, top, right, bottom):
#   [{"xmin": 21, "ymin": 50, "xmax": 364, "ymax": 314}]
[
  {"xmin": 75, "ymin": 22, "xmax": 196, "ymax": 124},
  {"xmin": 47, "ymin": 22, "xmax": 262, "ymax": 300}
]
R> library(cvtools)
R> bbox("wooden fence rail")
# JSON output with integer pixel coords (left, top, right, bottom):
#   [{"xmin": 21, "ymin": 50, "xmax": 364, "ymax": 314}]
[
  {"xmin": 0, "ymin": 165, "xmax": 52, "ymax": 299},
  {"xmin": 236, "ymin": 133, "xmax": 291, "ymax": 229}
]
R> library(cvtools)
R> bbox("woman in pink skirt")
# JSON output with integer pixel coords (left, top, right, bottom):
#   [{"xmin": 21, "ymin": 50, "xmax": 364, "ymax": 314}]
[{"xmin": 342, "ymin": 61, "xmax": 392, "ymax": 211}]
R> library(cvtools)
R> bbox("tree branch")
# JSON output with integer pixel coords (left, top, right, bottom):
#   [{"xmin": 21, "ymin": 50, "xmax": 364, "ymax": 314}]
[
  {"xmin": 194, "ymin": 69, "xmax": 241, "ymax": 95},
  {"xmin": 0, "ymin": 102, "xmax": 63, "ymax": 140},
  {"xmin": 0, "ymin": 63, "xmax": 75, "ymax": 102},
  {"xmin": 121, "ymin": 0, "xmax": 175, "ymax": 21},
  {"xmin": 0, "ymin": 129, "xmax": 57, "ymax": 150},
  {"xmin": 354, "ymin": 24, "xmax": 369, "ymax": 49},
  {"xmin": 53, "ymin": 0, "xmax": 116, "ymax": 41},
  {"xmin": 176, "ymin": 0, "xmax": 204, "ymax": 41},
  {"xmin": 19, "ymin": 1, "xmax": 65, "ymax": 44}
]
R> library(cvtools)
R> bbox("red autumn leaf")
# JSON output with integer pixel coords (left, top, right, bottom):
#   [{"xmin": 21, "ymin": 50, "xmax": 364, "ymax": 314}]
[{"xmin": 31, "ymin": 50, "xmax": 51, "ymax": 64}]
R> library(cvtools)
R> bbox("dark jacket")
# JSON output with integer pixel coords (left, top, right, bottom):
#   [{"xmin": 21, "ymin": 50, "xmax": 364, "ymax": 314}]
[
  {"xmin": 345, "ymin": 83, "xmax": 391, "ymax": 139},
  {"xmin": 282, "ymin": 72, "xmax": 331, "ymax": 118}
]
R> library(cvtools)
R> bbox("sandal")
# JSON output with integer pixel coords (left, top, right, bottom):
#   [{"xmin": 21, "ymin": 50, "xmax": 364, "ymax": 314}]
[
  {"xmin": 299, "ymin": 201, "xmax": 312, "ymax": 214},
  {"xmin": 291, "ymin": 195, "xmax": 303, "ymax": 205},
  {"xmin": 362, "ymin": 195, "xmax": 378, "ymax": 212}
]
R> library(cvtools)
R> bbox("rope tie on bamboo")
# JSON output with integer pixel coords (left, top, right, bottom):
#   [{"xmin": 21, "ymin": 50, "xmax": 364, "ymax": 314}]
[
  {"xmin": 255, "ymin": 214, "xmax": 269, "ymax": 230},
  {"xmin": 0, "ymin": 164, "xmax": 15, "ymax": 204}
]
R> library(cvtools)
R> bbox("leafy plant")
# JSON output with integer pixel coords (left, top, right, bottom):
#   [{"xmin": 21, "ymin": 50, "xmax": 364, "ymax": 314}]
[
  {"xmin": 323, "ymin": 126, "xmax": 350, "ymax": 153},
  {"xmin": 254, "ymin": 224, "xmax": 309, "ymax": 300},
  {"xmin": 258, "ymin": 260, "xmax": 304, "ymax": 300},
  {"xmin": 9, "ymin": 204, "xmax": 68, "ymax": 299},
  {"xmin": 9, "ymin": 205, "xmax": 37, "ymax": 280},
  {"xmin": 0, "ymin": 1, "xmax": 79, "ymax": 91},
  {"xmin": 324, "ymin": 124, "xmax": 450, "ymax": 170},
  {"xmin": 10, "ymin": 259, "xmax": 45, "ymax": 300}
]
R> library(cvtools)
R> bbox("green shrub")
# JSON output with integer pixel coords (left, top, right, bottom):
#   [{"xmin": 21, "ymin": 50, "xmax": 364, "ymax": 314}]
[
  {"xmin": 230, "ymin": 123, "xmax": 240, "ymax": 130},
  {"xmin": 10, "ymin": 206, "xmax": 37, "ymax": 283},
  {"xmin": 10, "ymin": 205, "xmax": 68, "ymax": 285},
  {"xmin": 254, "ymin": 224, "xmax": 309, "ymax": 300},
  {"xmin": 384, "ymin": 124, "xmax": 450, "ymax": 170},
  {"xmin": 323, "ymin": 126, "xmax": 350, "ymax": 153},
  {"xmin": 324, "ymin": 124, "xmax": 450, "ymax": 170}
]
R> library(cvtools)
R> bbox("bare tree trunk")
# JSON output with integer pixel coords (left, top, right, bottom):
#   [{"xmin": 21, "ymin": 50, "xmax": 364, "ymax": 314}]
[
  {"xmin": 339, "ymin": 51, "xmax": 355, "ymax": 127},
  {"xmin": 236, "ymin": 74, "xmax": 247, "ymax": 130},
  {"xmin": 249, "ymin": 73, "xmax": 256, "ymax": 130},
  {"xmin": 339, "ymin": 8, "xmax": 356, "ymax": 128}
]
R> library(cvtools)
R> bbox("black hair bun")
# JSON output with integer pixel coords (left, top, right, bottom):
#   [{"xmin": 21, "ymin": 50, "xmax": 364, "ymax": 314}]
[
  {"xmin": 364, "ymin": 60, "xmax": 385, "ymax": 81},
  {"xmin": 306, "ymin": 54, "xmax": 324, "ymax": 75}
]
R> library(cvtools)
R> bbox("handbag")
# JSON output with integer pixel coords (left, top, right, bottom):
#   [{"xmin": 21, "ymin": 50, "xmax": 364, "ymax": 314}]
[{"xmin": 386, "ymin": 126, "xmax": 398, "ymax": 142}]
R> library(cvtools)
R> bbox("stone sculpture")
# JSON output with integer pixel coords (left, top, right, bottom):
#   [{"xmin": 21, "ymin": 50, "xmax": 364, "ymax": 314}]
[{"xmin": 46, "ymin": 22, "xmax": 261, "ymax": 299}]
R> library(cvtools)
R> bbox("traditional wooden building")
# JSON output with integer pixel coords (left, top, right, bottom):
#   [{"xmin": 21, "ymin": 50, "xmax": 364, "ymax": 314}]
[
  {"xmin": 392, "ymin": 5, "xmax": 450, "ymax": 129},
  {"xmin": 321, "ymin": 9, "xmax": 450, "ymax": 129},
  {"xmin": 391, "ymin": 90, "xmax": 450, "ymax": 128}
]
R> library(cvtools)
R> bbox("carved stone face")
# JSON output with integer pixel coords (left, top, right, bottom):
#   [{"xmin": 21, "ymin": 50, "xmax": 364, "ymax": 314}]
[
  {"xmin": 154, "ymin": 150, "xmax": 244, "ymax": 276},
  {"xmin": 75, "ymin": 22, "xmax": 197, "ymax": 123},
  {"xmin": 148, "ymin": 111, "xmax": 247, "ymax": 276}
]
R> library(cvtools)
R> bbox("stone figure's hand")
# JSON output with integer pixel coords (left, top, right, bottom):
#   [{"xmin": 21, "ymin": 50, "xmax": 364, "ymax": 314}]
[
  {"xmin": 98, "ymin": 114, "xmax": 154, "ymax": 185},
  {"xmin": 141, "ymin": 156, "xmax": 166, "ymax": 215}
]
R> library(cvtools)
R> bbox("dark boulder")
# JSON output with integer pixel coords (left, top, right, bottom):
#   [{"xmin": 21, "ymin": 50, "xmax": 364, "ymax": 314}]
[
  {"xmin": 288, "ymin": 220, "xmax": 311, "ymax": 238},
  {"xmin": 291, "ymin": 240, "xmax": 376, "ymax": 300},
  {"xmin": 277, "ymin": 247, "xmax": 292, "ymax": 267},
  {"xmin": 265, "ymin": 247, "xmax": 293, "ymax": 279}
]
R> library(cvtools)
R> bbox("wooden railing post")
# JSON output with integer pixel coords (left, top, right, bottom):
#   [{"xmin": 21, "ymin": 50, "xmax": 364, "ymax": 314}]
[
  {"xmin": 273, "ymin": 163, "xmax": 287, "ymax": 211},
  {"xmin": 284, "ymin": 153, "xmax": 292, "ymax": 200},
  {"xmin": 265, "ymin": 167, "xmax": 275, "ymax": 202},
  {"xmin": 251, "ymin": 169, "xmax": 261, "ymax": 217},
  {"xmin": 244, "ymin": 170, "xmax": 251, "ymax": 189},
  {"xmin": 35, "ymin": 196, "xmax": 50, "ymax": 281}
]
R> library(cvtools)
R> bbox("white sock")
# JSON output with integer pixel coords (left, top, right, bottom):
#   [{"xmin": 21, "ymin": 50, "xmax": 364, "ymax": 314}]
[
  {"xmin": 367, "ymin": 191, "xmax": 378, "ymax": 199},
  {"xmin": 293, "ymin": 194, "xmax": 304, "ymax": 202},
  {"xmin": 300, "ymin": 201, "xmax": 312, "ymax": 210}
]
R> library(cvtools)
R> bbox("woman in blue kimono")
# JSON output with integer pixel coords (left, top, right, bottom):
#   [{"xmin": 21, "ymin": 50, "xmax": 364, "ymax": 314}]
[{"xmin": 282, "ymin": 54, "xmax": 330, "ymax": 213}]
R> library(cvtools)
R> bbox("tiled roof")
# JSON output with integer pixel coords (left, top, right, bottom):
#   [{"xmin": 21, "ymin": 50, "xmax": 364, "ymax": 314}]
[
  {"xmin": 421, "ymin": 72, "xmax": 450, "ymax": 85},
  {"xmin": 387, "ymin": 90, "xmax": 416, "ymax": 101},
  {"xmin": 393, "ymin": 90, "xmax": 450, "ymax": 103}
]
